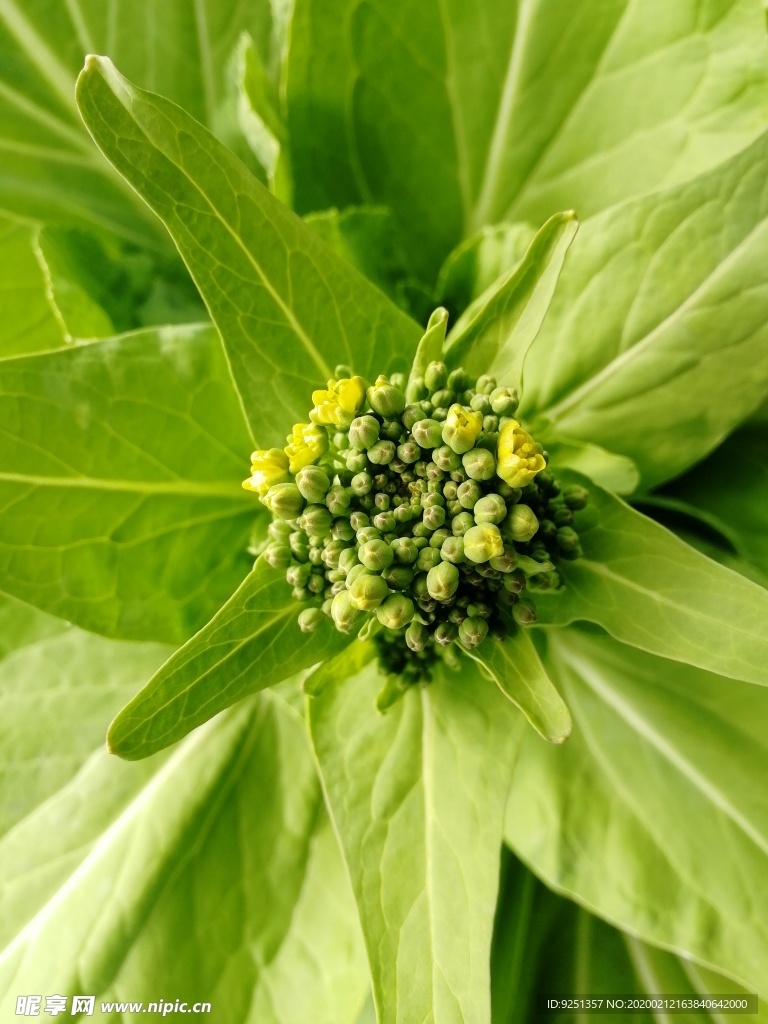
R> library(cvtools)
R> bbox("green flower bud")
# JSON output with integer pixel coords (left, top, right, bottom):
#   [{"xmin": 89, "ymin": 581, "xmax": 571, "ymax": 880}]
[
  {"xmin": 403, "ymin": 402, "xmax": 427, "ymax": 428},
  {"xmin": 503, "ymin": 570, "xmax": 526, "ymax": 594},
  {"xmin": 416, "ymin": 546, "xmax": 441, "ymax": 572},
  {"xmin": 346, "ymin": 563, "xmax": 369, "ymax": 586},
  {"xmin": 382, "ymin": 564, "xmax": 414, "ymax": 590},
  {"xmin": 367, "ymin": 440, "xmax": 396, "ymax": 465},
  {"xmin": 512, "ymin": 599, "xmax": 537, "ymax": 626},
  {"xmin": 359, "ymin": 539, "xmax": 395, "ymax": 571},
  {"xmin": 412, "ymin": 418, "xmax": 444, "ymax": 449},
  {"xmin": 321, "ymin": 538, "xmax": 348, "ymax": 568},
  {"xmin": 528, "ymin": 570, "xmax": 561, "ymax": 592},
  {"xmin": 464, "ymin": 523, "xmax": 504, "ymax": 563},
  {"xmin": 351, "ymin": 471, "xmax": 373, "ymax": 496},
  {"xmin": 298, "ymin": 607, "xmax": 324, "ymax": 633},
  {"xmin": 381, "ymin": 419, "xmax": 404, "ymax": 442},
  {"xmin": 489, "ymin": 386, "xmax": 518, "ymax": 416},
  {"xmin": 502, "ymin": 504, "xmax": 539, "ymax": 543},
  {"xmin": 263, "ymin": 543, "xmax": 292, "ymax": 570},
  {"xmin": 348, "ymin": 572, "xmax": 390, "ymax": 610},
  {"xmin": 462, "ymin": 447, "xmax": 496, "ymax": 481},
  {"xmin": 349, "ymin": 415, "xmax": 381, "ymax": 450},
  {"xmin": 377, "ymin": 593, "xmax": 415, "ymax": 630},
  {"xmin": 476, "ymin": 374, "xmax": 496, "ymax": 394},
  {"xmin": 432, "ymin": 389, "xmax": 454, "ymax": 410},
  {"xmin": 357, "ymin": 526, "xmax": 381, "ymax": 545},
  {"xmin": 433, "ymin": 445, "xmax": 461, "ymax": 473},
  {"xmin": 447, "ymin": 368, "xmax": 471, "ymax": 391},
  {"xmin": 307, "ymin": 573, "xmax": 325, "ymax": 594},
  {"xmin": 264, "ymin": 483, "xmax": 306, "ymax": 520},
  {"xmin": 434, "ymin": 621, "xmax": 457, "ymax": 646},
  {"xmin": 427, "ymin": 560, "xmax": 459, "ymax": 601},
  {"xmin": 424, "ymin": 360, "xmax": 447, "ymax": 391},
  {"xmin": 332, "ymin": 519, "xmax": 356, "ymax": 542},
  {"xmin": 498, "ymin": 482, "xmax": 522, "ymax": 503},
  {"xmin": 472, "ymin": 494, "xmax": 505, "ymax": 525},
  {"xmin": 457, "ymin": 479, "xmax": 482, "ymax": 509},
  {"xmin": 449, "ymin": 511, "xmax": 473, "ymax": 537},
  {"xmin": 346, "ymin": 449, "xmax": 368, "ymax": 473},
  {"xmin": 557, "ymin": 526, "xmax": 581, "ymax": 553},
  {"xmin": 489, "ymin": 545, "xmax": 517, "ymax": 573},
  {"xmin": 458, "ymin": 616, "xmax": 488, "ymax": 649},
  {"xmin": 368, "ymin": 375, "xmax": 406, "ymax": 417},
  {"xmin": 300, "ymin": 504, "xmax": 333, "ymax": 536},
  {"xmin": 391, "ymin": 536, "xmax": 418, "ymax": 563},
  {"xmin": 350, "ymin": 511, "xmax": 370, "ymax": 530},
  {"xmin": 286, "ymin": 562, "xmax": 312, "ymax": 587},
  {"xmin": 289, "ymin": 531, "xmax": 309, "ymax": 562},
  {"xmin": 373, "ymin": 511, "xmax": 396, "ymax": 533},
  {"xmin": 432, "ymin": 407, "xmax": 447, "ymax": 421},
  {"xmin": 429, "ymin": 527, "xmax": 451, "ymax": 548},
  {"xmin": 268, "ymin": 519, "xmax": 293, "ymax": 542},
  {"xmin": 405, "ymin": 620, "xmax": 429, "ymax": 652},
  {"xmin": 423, "ymin": 504, "xmax": 446, "ymax": 531},
  {"xmin": 397, "ymin": 441, "xmax": 421, "ymax": 464},
  {"xmin": 563, "ymin": 485, "xmax": 589, "ymax": 511},
  {"xmin": 338, "ymin": 547, "xmax": 359, "ymax": 574},
  {"xmin": 441, "ymin": 536, "xmax": 465, "ymax": 563},
  {"xmin": 326, "ymin": 485, "xmax": 351, "ymax": 515},
  {"xmin": 331, "ymin": 590, "xmax": 363, "ymax": 633},
  {"xmin": 295, "ymin": 464, "xmax": 331, "ymax": 504},
  {"xmin": 442, "ymin": 404, "xmax": 483, "ymax": 454}
]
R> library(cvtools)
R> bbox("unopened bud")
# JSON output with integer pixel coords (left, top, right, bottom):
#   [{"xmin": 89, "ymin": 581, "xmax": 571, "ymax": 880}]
[
  {"xmin": 349, "ymin": 415, "xmax": 381, "ymax": 450},
  {"xmin": 377, "ymin": 593, "xmax": 415, "ymax": 630},
  {"xmin": 326, "ymin": 485, "xmax": 351, "ymax": 515},
  {"xmin": 563, "ymin": 485, "xmax": 589, "ymax": 511},
  {"xmin": 440, "ymin": 536, "xmax": 465, "ymax": 563},
  {"xmin": 406, "ymin": 620, "xmax": 429, "ymax": 652},
  {"xmin": 427, "ymin": 560, "xmax": 459, "ymax": 601},
  {"xmin": 512, "ymin": 599, "xmax": 537, "ymax": 626},
  {"xmin": 489, "ymin": 386, "xmax": 518, "ymax": 417},
  {"xmin": 295, "ymin": 464, "xmax": 330, "ymax": 504},
  {"xmin": 464, "ymin": 523, "xmax": 504, "ymax": 563},
  {"xmin": 434, "ymin": 621, "xmax": 457, "ymax": 646},
  {"xmin": 263, "ymin": 543, "xmax": 292, "ymax": 570},
  {"xmin": 474, "ymin": 493, "xmax": 507, "ymax": 524},
  {"xmin": 442, "ymin": 404, "xmax": 483, "ymax": 454},
  {"xmin": 391, "ymin": 537, "xmax": 418, "ymax": 563},
  {"xmin": 462, "ymin": 447, "xmax": 496, "ymax": 481},
  {"xmin": 503, "ymin": 504, "xmax": 539, "ymax": 542},
  {"xmin": 348, "ymin": 572, "xmax": 390, "ymax": 610},
  {"xmin": 359, "ymin": 539, "xmax": 395, "ymax": 571},
  {"xmin": 300, "ymin": 504, "xmax": 333, "ymax": 536},
  {"xmin": 382, "ymin": 564, "xmax": 414, "ymax": 590},
  {"xmin": 458, "ymin": 616, "xmax": 488, "ymax": 649},
  {"xmin": 425, "ymin": 360, "xmax": 447, "ymax": 391},
  {"xmin": 264, "ymin": 483, "xmax": 306, "ymax": 520},
  {"xmin": 451, "ymin": 511, "xmax": 475, "ymax": 536},
  {"xmin": 368, "ymin": 375, "xmax": 406, "ymax": 417},
  {"xmin": 331, "ymin": 590, "xmax": 363, "ymax": 632},
  {"xmin": 412, "ymin": 418, "xmax": 444, "ymax": 449},
  {"xmin": 367, "ymin": 440, "xmax": 396, "ymax": 465},
  {"xmin": 497, "ymin": 419, "xmax": 546, "ymax": 488},
  {"xmin": 298, "ymin": 607, "xmax": 324, "ymax": 633}
]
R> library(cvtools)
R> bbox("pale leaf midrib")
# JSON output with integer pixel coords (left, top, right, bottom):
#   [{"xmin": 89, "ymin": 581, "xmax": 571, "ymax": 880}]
[{"xmin": 0, "ymin": 470, "xmax": 251, "ymax": 500}]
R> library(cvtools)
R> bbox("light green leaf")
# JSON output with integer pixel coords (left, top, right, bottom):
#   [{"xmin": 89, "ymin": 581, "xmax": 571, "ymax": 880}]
[
  {"xmin": 0, "ymin": 592, "xmax": 171, "ymax": 838},
  {"xmin": 466, "ymin": 631, "xmax": 571, "ymax": 744},
  {"xmin": 75, "ymin": 57, "xmax": 422, "ymax": 445},
  {"xmin": 0, "ymin": 323, "xmax": 256, "ymax": 643},
  {"xmin": 285, "ymin": 0, "xmax": 768, "ymax": 279},
  {"xmin": 504, "ymin": 628, "xmax": 768, "ymax": 997},
  {"xmin": 34, "ymin": 227, "xmax": 115, "ymax": 340},
  {"xmin": 309, "ymin": 647, "xmax": 520, "ymax": 1024},
  {"xmin": 660, "ymin": 424, "xmax": 768, "ymax": 580},
  {"xmin": 436, "ymin": 222, "xmax": 536, "ymax": 317},
  {"xmin": 0, "ymin": 215, "xmax": 66, "ymax": 358},
  {"xmin": 525, "ymin": 128, "xmax": 768, "ymax": 486},
  {"xmin": 235, "ymin": 31, "xmax": 285, "ymax": 189},
  {"xmin": 0, "ymin": 687, "xmax": 369, "ymax": 1023},
  {"xmin": 406, "ymin": 306, "xmax": 449, "ymax": 397},
  {"xmin": 108, "ymin": 558, "xmax": 351, "ymax": 760},
  {"xmin": 535, "ymin": 475, "xmax": 768, "ymax": 686},
  {"xmin": 545, "ymin": 438, "xmax": 640, "ymax": 496},
  {"xmin": 491, "ymin": 851, "xmax": 765, "ymax": 1024},
  {"xmin": 0, "ymin": 0, "xmax": 276, "ymax": 241},
  {"xmin": 445, "ymin": 212, "xmax": 577, "ymax": 391}
]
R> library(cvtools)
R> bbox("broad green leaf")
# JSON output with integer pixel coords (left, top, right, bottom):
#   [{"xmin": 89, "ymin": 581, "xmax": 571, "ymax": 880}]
[
  {"xmin": 285, "ymin": 0, "xmax": 768, "ymax": 279},
  {"xmin": 0, "ymin": 215, "xmax": 66, "ymax": 358},
  {"xmin": 504, "ymin": 628, "xmax": 768, "ymax": 997},
  {"xmin": 0, "ymin": 689, "xmax": 369, "ymax": 1023},
  {"xmin": 34, "ymin": 227, "xmax": 115, "ymax": 340},
  {"xmin": 0, "ymin": 592, "xmax": 170, "ymax": 838},
  {"xmin": 76, "ymin": 57, "xmax": 422, "ymax": 445},
  {"xmin": 535, "ymin": 475, "xmax": 768, "ymax": 686},
  {"xmin": 309, "ymin": 645, "xmax": 520, "ymax": 1024},
  {"xmin": 235, "ymin": 31, "xmax": 286, "ymax": 190},
  {"xmin": 660, "ymin": 424, "xmax": 768, "ymax": 580},
  {"xmin": 108, "ymin": 558, "xmax": 351, "ymax": 760},
  {"xmin": 436, "ymin": 222, "xmax": 536, "ymax": 318},
  {"xmin": 525, "ymin": 128, "xmax": 768, "ymax": 486},
  {"xmin": 466, "ymin": 631, "xmax": 571, "ymax": 744},
  {"xmin": 0, "ymin": 323, "xmax": 256, "ymax": 644},
  {"xmin": 546, "ymin": 438, "xmax": 640, "ymax": 496},
  {"xmin": 445, "ymin": 212, "xmax": 577, "ymax": 392},
  {"xmin": 0, "ymin": 0, "xmax": 276, "ymax": 241}
]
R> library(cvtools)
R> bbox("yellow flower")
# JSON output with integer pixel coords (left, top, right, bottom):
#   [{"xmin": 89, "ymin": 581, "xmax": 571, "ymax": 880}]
[
  {"xmin": 309, "ymin": 376, "xmax": 366, "ymax": 426},
  {"xmin": 284, "ymin": 422, "xmax": 328, "ymax": 473},
  {"xmin": 442, "ymin": 404, "xmax": 483, "ymax": 454},
  {"xmin": 496, "ymin": 419, "xmax": 546, "ymax": 488},
  {"xmin": 242, "ymin": 447, "xmax": 289, "ymax": 496}
]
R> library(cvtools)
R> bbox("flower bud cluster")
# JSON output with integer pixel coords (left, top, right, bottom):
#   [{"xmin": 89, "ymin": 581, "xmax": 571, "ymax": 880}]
[{"xmin": 245, "ymin": 360, "xmax": 587, "ymax": 678}]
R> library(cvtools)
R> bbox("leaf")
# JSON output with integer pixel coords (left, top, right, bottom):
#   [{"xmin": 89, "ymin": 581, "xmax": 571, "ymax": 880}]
[
  {"xmin": 493, "ymin": 848, "xmax": 766, "ymax": 1023},
  {"xmin": 309, "ymin": 646, "xmax": 520, "ymax": 1024},
  {"xmin": 0, "ymin": 687, "xmax": 369, "ymax": 1023},
  {"xmin": 0, "ymin": 0, "xmax": 277, "ymax": 242},
  {"xmin": 285, "ymin": 0, "xmax": 768, "ymax": 279},
  {"xmin": 436, "ymin": 221, "xmax": 536, "ymax": 318},
  {"xmin": 0, "ymin": 592, "xmax": 171, "ymax": 839},
  {"xmin": 75, "ymin": 57, "xmax": 422, "ymax": 446},
  {"xmin": 445, "ymin": 212, "xmax": 577, "ymax": 391},
  {"xmin": 0, "ymin": 215, "xmax": 67, "ymax": 358},
  {"xmin": 504, "ymin": 628, "xmax": 768, "ymax": 997},
  {"xmin": 466, "ymin": 632, "xmax": 571, "ymax": 744},
  {"xmin": 534, "ymin": 474, "xmax": 768, "ymax": 687},
  {"xmin": 0, "ymin": 323, "xmax": 256, "ymax": 643},
  {"xmin": 33, "ymin": 227, "xmax": 115, "ymax": 341},
  {"xmin": 545, "ymin": 438, "xmax": 640, "ymax": 496},
  {"xmin": 108, "ymin": 558, "xmax": 352, "ymax": 760},
  {"xmin": 524, "ymin": 127, "xmax": 768, "ymax": 486},
  {"xmin": 406, "ymin": 306, "xmax": 449, "ymax": 398},
  {"xmin": 660, "ymin": 424, "xmax": 768, "ymax": 580}
]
